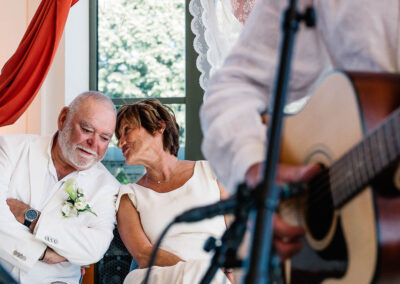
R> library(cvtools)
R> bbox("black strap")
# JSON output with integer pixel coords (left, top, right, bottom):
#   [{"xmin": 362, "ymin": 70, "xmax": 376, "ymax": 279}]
[
  {"xmin": 39, "ymin": 247, "xmax": 47, "ymax": 261},
  {"xmin": 23, "ymin": 219, "xmax": 32, "ymax": 228}
]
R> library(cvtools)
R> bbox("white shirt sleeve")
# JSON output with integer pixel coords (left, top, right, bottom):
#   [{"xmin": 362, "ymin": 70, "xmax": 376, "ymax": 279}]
[
  {"xmin": 200, "ymin": 0, "xmax": 330, "ymax": 193},
  {"xmin": 116, "ymin": 184, "xmax": 137, "ymax": 210}
]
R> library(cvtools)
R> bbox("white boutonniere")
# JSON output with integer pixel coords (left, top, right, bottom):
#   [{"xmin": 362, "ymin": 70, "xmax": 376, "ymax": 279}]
[{"xmin": 61, "ymin": 178, "xmax": 97, "ymax": 217}]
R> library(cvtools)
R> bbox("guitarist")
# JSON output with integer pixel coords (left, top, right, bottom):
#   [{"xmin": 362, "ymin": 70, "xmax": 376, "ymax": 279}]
[{"xmin": 200, "ymin": 0, "xmax": 399, "ymax": 262}]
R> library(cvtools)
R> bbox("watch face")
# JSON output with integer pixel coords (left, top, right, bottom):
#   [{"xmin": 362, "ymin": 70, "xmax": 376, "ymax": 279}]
[{"xmin": 25, "ymin": 209, "xmax": 38, "ymax": 221}]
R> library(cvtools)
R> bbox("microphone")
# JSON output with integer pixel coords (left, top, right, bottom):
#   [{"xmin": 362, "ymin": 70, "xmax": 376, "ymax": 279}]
[
  {"xmin": 174, "ymin": 182, "xmax": 307, "ymax": 223},
  {"xmin": 174, "ymin": 197, "xmax": 238, "ymax": 223}
]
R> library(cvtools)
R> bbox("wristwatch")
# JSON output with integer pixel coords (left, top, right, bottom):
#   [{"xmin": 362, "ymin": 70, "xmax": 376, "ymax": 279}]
[{"xmin": 24, "ymin": 209, "xmax": 39, "ymax": 227}]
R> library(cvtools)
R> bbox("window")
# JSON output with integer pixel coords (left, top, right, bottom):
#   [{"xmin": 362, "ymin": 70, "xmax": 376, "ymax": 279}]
[{"xmin": 90, "ymin": 0, "xmax": 204, "ymax": 183}]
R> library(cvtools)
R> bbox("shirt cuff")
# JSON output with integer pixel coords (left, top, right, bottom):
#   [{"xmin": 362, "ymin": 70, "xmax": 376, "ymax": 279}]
[{"xmin": 229, "ymin": 141, "xmax": 266, "ymax": 193}]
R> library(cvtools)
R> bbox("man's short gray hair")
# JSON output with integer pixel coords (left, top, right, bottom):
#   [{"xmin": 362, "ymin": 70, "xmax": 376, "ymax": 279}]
[{"xmin": 67, "ymin": 91, "xmax": 116, "ymax": 119}]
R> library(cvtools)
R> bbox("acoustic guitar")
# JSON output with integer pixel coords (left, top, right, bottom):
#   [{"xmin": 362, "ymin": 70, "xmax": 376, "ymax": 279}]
[{"xmin": 279, "ymin": 71, "xmax": 400, "ymax": 284}]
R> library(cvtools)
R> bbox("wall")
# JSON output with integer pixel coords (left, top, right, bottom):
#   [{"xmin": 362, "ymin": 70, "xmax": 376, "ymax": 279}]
[{"xmin": 0, "ymin": 0, "xmax": 89, "ymax": 136}]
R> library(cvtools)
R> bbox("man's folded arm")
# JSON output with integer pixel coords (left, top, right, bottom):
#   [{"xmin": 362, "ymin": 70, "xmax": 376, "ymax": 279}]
[
  {"xmin": 0, "ymin": 139, "xmax": 47, "ymax": 271},
  {"xmin": 34, "ymin": 192, "xmax": 116, "ymax": 265},
  {"xmin": 0, "ymin": 196, "xmax": 47, "ymax": 271}
]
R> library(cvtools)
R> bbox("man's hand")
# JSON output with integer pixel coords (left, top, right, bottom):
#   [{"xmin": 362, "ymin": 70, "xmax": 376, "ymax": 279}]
[
  {"xmin": 6, "ymin": 199, "xmax": 30, "ymax": 224},
  {"xmin": 245, "ymin": 162, "xmax": 321, "ymax": 260},
  {"xmin": 42, "ymin": 247, "xmax": 68, "ymax": 264},
  {"xmin": 6, "ymin": 199, "xmax": 40, "ymax": 232},
  {"xmin": 273, "ymin": 215, "xmax": 304, "ymax": 260},
  {"xmin": 223, "ymin": 268, "xmax": 234, "ymax": 283}
]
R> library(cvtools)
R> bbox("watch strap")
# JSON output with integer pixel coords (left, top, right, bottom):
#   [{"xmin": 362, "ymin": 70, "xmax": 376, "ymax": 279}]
[{"xmin": 24, "ymin": 219, "xmax": 32, "ymax": 227}]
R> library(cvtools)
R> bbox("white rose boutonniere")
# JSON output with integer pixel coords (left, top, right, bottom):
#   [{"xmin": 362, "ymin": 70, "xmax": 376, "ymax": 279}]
[{"xmin": 62, "ymin": 178, "xmax": 97, "ymax": 217}]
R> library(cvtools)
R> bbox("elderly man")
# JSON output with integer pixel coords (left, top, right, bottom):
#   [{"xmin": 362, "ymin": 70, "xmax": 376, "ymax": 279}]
[{"xmin": 0, "ymin": 91, "xmax": 120, "ymax": 283}]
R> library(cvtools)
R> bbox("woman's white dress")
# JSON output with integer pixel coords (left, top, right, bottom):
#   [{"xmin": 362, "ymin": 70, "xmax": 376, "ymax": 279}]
[{"xmin": 116, "ymin": 161, "xmax": 229, "ymax": 283}]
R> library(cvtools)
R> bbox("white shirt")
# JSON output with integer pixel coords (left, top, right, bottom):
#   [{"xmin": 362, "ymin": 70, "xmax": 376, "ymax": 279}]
[
  {"xmin": 0, "ymin": 134, "xmax": 120, "ymax": 284},
  {"xmin": 200, "ymin": 0, "xmax": 400, "ymax": 193}
]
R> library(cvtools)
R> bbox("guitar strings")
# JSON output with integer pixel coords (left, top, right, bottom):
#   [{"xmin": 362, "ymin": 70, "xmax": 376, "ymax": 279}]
[
  {"xmin": 303, "ymin": 125, "xmax": 400, "ymax": 210},
  {"xmin": 289, "ymin": 150, "xmax": 379, "ymax": 214},
  {"xmin": 276, "ymin": 103, "xmax": 400, "ymax": 219},
  {"xmin": 279, "ymin": 151, "xmax": 356, "ymax": 213},
  {"xmin": 280, "ymin": 127, "xmax": 400, "ymax": 220}
]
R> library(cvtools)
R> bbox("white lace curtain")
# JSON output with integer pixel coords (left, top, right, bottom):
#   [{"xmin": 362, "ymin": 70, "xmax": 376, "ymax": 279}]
[{"xmin": 189, "ymin": 0, "xmax": 255, "ymax": 90}]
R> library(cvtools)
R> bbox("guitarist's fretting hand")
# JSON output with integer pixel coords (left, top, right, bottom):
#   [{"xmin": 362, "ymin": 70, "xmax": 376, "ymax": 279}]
[{"xmin": 245, "ymin": 163, "xmax": 321, "ymax": 260}]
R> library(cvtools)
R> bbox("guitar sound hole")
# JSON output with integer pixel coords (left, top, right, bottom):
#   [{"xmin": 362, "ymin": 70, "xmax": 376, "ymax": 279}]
[{"xmin": 305, "ymin": 172, "xmax": 335, "ymax": 241}]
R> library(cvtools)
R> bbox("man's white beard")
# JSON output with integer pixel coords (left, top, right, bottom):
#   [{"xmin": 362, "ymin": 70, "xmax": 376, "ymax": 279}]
[{"xmin": 58, "ymin": 125, "xmax": 99, "ymax": 169}]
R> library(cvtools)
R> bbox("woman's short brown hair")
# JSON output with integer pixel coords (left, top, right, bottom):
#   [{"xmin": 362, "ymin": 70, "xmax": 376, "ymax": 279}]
[{"xmin": 116, "ymin": 99, "xmax": 180, "ymax": 156}]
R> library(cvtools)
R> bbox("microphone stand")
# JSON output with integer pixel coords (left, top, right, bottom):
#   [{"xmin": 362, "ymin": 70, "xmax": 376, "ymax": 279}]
[
  {"xmin": 200, "ymin": 184, "xmax": 253, "ymax": 284},
  {"xmin": 245, "ymin": 1, "xmax": 315, "ymax": 283},
  {"xmin": 197, "ymin": 1, "xmax": 315, "ymax": 283}
]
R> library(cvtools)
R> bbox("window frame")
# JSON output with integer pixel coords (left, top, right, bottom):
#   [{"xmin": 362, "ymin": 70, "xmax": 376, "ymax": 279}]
[{"xmin": 89, "ymin": 0, "xmax": 204, "ymax": 160}]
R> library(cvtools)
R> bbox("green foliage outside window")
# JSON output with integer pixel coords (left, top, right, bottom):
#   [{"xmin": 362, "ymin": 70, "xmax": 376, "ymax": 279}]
[
  {"xmin": 98, "ymin": 0, "xmax": 185, "ymax": 99},
  {"xmin": 114, "ymin": 167, "xmax": 131, "ymax": 184}
]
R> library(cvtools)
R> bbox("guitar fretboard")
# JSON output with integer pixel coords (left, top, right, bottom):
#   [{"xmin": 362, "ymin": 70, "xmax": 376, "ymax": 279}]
[{"xmin": 328, "ymin": 108, "xmax": 400, "ymax": 208}]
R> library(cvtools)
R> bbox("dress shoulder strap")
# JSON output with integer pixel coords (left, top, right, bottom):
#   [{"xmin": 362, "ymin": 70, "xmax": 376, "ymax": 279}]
[{"xmin": 196, "ymin": 160, "xmax": 218, "ymax": 181}]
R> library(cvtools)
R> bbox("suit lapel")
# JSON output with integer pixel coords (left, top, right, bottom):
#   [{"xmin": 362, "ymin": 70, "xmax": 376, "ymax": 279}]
[
  {"xmin": 42, "ymin": 172, "xmax": 82, "ymax": 215},
  {"xmin": 41, "ymin": 182, "xmax": 68, "ymax": 215}
]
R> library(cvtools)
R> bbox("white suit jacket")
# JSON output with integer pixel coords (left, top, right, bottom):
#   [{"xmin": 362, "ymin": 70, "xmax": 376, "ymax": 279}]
[{"xmin": 0, "ymin": 134, "xmax": 120, "ymax": 284}]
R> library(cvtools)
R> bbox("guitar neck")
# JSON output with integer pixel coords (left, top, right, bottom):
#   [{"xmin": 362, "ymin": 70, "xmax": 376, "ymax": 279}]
[{"xmin": 330, "ymin": 107, "xmax": 400, "ymax": 208}]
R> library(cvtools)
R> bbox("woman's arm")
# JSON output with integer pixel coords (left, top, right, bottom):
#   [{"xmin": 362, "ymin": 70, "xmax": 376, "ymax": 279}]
[{"xmin": 117, "ymin": 194, "xmax": 183, "ymax": 268}]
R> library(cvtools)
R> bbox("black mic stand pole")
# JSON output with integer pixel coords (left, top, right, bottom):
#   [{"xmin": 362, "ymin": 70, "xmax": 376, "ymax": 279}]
[
  {"xmin": 200, "ymin": 184, "xmax": 253, "ymax": 284},
  {"xmin": 245, "ymin": 1, "xmax": 315, "ymax": 283}
]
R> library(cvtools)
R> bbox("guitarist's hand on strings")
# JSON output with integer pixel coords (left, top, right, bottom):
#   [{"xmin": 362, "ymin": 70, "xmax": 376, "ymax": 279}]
[{"xmin": 245, "ymin": 162, "xmax": 321, "ymax": 260}]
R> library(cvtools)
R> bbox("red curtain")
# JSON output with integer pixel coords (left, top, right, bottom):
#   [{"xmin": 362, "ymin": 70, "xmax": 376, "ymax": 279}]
[{"xmin": 0, "ymin": 0, "xmax": 79, "ymax": 126}]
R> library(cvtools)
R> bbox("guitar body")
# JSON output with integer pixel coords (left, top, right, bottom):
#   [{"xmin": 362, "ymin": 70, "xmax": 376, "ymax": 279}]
[{"xmin": 279, "ymin": 71, "xmax": 400, "ymax": 283}]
